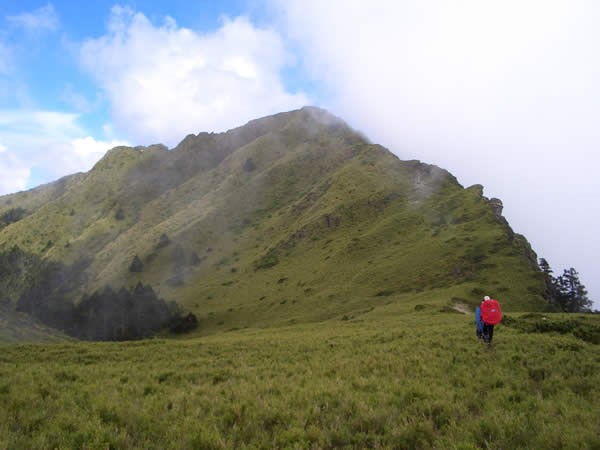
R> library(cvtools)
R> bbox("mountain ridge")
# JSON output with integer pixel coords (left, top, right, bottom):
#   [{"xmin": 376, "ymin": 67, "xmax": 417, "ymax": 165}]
[{"xmin": 0, "ymin": 106, "xmax": 548, "ymax": 340}]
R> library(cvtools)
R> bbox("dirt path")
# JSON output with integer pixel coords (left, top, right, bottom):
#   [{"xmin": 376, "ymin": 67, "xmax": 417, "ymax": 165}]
[{"xmin": 452, "ymin": 303, "xmax": 471, "ymax": 315}]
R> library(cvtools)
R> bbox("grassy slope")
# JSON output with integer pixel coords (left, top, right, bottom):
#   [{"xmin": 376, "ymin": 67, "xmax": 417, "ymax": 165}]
[
  {"xmin": 0, "ymin": 304, "xmax": 69, "ymax": 343},
  {"xmin": 1, "ymin": 307, "xmax": 598, "ymax": 449},
  {"xmin": 0, "ymin": 173, "xmax": 85, "ymax": 218},
  {"xmin": 0, "ymin": 109, "xmax": 595, "ymax": 448},
  {"xmin": 0, "ymin": 107, "xmax": 547, "ymax": 343}
]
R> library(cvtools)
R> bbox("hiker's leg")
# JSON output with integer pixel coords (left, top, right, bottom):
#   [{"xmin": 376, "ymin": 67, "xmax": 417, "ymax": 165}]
[
  {"xmin": 489, "ymin": 325, "xmax": 494, "ymax": 343},
  {"xmin": 482, "ymin": 324, "xmax": 491, "ymax": 343}
]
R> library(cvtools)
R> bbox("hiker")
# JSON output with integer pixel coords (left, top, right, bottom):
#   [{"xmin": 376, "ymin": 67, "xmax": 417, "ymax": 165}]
[
  {"xmin": 479, "ymin": 295, "xmax": 502, "ymax": 344},
  {"xmin": 475, "ymin": 305, "xmax": 483, "ymax": 339}
]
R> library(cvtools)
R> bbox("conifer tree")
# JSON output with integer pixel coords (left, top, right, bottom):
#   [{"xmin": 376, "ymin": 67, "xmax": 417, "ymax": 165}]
[
  {"xmin": 555, "ymin": 268, "xmax": 592, "ymax": 312},
  {"xmin": 539, "ymin": 258, "xmax": 557, "ymax": 303},
  {"xmin": 129, "ymin": 255, "xmax": 144, "ymax": 272}
]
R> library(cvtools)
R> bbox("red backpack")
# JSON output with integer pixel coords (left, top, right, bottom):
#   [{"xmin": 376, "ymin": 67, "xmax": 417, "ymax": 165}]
[{"xmin": 480, "ymin": 299, "xmax": 502, "ymax": 325}]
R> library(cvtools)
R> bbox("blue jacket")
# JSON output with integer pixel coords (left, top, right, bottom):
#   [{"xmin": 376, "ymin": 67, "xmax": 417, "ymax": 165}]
[{"xmin": 475, "ymin": 306, "xmax": 483, "ymax": 333}]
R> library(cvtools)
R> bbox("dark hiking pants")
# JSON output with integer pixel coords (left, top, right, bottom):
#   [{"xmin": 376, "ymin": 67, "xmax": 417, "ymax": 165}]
[{"xmin": 482, "ymin": 323, "xmax": 494, "ymax": 343}]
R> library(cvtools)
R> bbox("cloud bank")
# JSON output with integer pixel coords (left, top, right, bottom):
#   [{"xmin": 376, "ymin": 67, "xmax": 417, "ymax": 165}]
[
  {"xmin": 80, "ymin": 7, "xmax": 308, "ymax": 146},
  {"xmin": 276, "ymin": 0, "xmax": 600, "ymax": 302},
  {"xmin": 0, "ymin": 110, "xmax": 127, "ymax": 195}
]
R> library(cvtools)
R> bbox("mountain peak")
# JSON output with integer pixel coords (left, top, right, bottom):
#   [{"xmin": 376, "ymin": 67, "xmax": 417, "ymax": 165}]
[{"xmin": 0, "ymin": 107, "xmax": 548, "ymax": 341}]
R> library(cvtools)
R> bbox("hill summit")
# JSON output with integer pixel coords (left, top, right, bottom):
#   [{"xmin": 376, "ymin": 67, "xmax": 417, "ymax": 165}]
[{"xmin": 0, "ymin": 107, "xmax": 547, "ymax": 339}]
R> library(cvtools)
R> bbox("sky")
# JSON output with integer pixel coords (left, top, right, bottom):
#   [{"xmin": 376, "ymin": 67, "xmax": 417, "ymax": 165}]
[{"xmin": 0, "ymin": 1, "xmax": 598, "ymax": 306}]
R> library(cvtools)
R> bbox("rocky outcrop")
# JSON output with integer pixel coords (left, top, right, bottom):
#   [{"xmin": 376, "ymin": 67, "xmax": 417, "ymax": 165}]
[{"xmin": 488, "ymin": 198, "xmax": 503, "ymax": 217}]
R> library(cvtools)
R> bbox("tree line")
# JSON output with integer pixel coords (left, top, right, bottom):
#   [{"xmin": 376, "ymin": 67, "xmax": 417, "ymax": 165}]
[
  {"xmin": 3, "ymin": 245, "xmax": 196, "ymax": 340},
  {"xmin": 539, "ymin": 258, "xmax": 593, "ymax": 313}
]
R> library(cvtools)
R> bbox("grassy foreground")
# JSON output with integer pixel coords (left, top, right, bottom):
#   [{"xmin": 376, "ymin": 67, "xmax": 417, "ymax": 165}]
[{"xmin": 1, "ymin": 304, "xmax": 599, "ymax": 449}]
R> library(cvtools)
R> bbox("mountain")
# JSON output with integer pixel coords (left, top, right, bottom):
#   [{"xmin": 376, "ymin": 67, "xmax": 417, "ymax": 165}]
[{"xmin": 0, "ymin": 107, "xmax": 548, "ymax": 339}]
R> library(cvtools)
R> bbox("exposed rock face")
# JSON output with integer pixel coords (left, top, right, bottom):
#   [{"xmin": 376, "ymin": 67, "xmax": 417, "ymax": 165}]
[
  {"xmin": 467, "ymin": 185, "xmax": 503, "ymax": 218},
  {"xmin": 488, "ymin": 198, "xmax": 504, "ymax": 217},
  {"xmin": 408, "ymin": 161, "xmax": 451, "ymax": 200}
]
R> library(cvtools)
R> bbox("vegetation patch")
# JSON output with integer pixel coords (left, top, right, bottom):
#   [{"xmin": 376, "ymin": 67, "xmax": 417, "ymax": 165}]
[
  {"xmin": 0, "ymin": 311, "xmax": 598, "ymax": 449},
  {"xmin": 503, "ymin": 314, "xmax": 600, "ymax": 344},
  {"xmin": 375, "ymin": 290, "xmax": 394, "ymax": 297},
  {"xmin": 0, "ymin": 207, "xmax": 28, "ymax": 229},
  {"xmin": 255, "ymin": 248, "xmax": 279, "ymax": 270},
  {"xmin": 18, "ymin": 281, "xmax": 182, "ymax": 341}
]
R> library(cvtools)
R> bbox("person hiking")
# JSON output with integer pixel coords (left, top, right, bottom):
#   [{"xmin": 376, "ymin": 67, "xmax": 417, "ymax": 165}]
[
  {"xmin": 475, "ymin": 305, "xmax": 483, "ymax": 339},
  {"xmin": 479, "ymin": 295, "xmax": 502, "ymax": 344}
]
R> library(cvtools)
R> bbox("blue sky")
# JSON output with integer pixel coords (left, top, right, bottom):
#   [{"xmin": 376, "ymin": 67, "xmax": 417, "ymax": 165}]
[
  {"xmin": 0, "ymin": 0, "xmax": 303, "ymax": 188},
  {"xmin": 0, "ymin": 1, "xmax": 599, "ymax": 305}
]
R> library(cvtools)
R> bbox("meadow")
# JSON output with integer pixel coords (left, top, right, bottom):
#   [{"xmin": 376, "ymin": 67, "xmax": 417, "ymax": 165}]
[{"xmin": 1, "ymin": 300, "xmax": 598, "ymax": 449}]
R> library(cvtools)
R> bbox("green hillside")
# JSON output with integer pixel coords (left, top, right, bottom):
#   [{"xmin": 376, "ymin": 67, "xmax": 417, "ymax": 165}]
[
  {"xmin": 1, "ymin": 107, "xmax": 597, "ymax": 449},
  {"xmin": 0, "ymin": 107, "xmax": 548, "ymax": 340},
  {"xmin": 0, "ymin": 303, "xmax": 69, "ymax": 343},
  {"xmin": 1, "ymin": 308, "xmax": 598, "ymax": 448}
]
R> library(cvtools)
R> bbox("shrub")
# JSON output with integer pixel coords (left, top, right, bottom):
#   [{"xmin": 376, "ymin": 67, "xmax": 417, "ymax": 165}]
[
  {"xmin": 256, "ymin": 248, "xmax": 279, "ymax": 270},
  {"xmin": 503, "ymin": 315, "xmax": 600, "ymax": 344},
  {"xmin": 170, "ymin": 313, "xmax": 199, "ymax": 334},
  {"xmin": 375, "ymin": 290, "xmax": 393, "ymax": 297},
  {"xmin": 0, "ymin": 207, "xmax": 27, "ymax": 227},
  {"xmin": 114, "ymin": 207, "xmax": 125, "ymax": 220},
  {"xmin": 157, "ymin": 233, "xmax": 171, "ymax": 249}
]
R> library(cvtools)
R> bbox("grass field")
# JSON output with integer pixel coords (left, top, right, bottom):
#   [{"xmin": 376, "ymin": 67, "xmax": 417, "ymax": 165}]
[{"xmin": 1, "ymin": 300, "xmax": 598, "ymax": 449}]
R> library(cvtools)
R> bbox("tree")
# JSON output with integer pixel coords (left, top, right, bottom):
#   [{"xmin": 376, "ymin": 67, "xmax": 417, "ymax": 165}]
[
  {"xmin": 129, "ymin": 255, "xmax": 144, "ymax": 272},
  {"xmin": 555, "ymin": 268, "xmax": 592, "ymax": 313},
  {"xmin": 538, "ymin": 258, "xmax": 552, "ymax": 275},
  {"xmin": 114, "ymin": 207, "xmax": 125, "ymax": 220},
  {"xmin": 157, "ymin": 233, "xmax": 170, "ymax": 249},
  {"xmin": 169, "ymin": 312, "xmax": 198, "ymax": 333},
  {"xmin": 539, "ymin": 258, "xmax": 557, "ymax": 303}
]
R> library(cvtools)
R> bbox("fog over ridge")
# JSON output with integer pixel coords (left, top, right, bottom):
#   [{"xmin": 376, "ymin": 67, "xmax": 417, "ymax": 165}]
[{"xmin": 275, "ymin": 0, "xmax": 600, "ymax": 306}]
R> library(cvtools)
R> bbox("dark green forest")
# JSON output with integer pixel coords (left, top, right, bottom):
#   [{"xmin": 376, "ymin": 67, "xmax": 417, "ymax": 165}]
[{"xmin": 1, "ymin": 246, "xmax": 192, "ymax": 340}]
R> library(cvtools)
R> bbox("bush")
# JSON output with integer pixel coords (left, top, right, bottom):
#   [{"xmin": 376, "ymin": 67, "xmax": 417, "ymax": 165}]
[
  {"xmin": 157, "ymin": 233, "xmax": 171, "ymax": 249},
  {"xmin": 375, "ymin": 290, "xmax": 393, "ymax": 297},
  {"xmin": 256, "ymin": 248, "xmax": 279, "ymax": 270},
  {"xmin": 114, "ymin": 207, "xmax": 125, "ymax": 220},
  {"xmin": 0, "ymin": 207, "xmax": 27, "ymax": 227},
  {"xmin": 170, "ymin": 313, "xmax": 199, "ymax": 334},
  {"xmin": 503, "ymin": 315, "xmax": 600, "ymax": 344}
]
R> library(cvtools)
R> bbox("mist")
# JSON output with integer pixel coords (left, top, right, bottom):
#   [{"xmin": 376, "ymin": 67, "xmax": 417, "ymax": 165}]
[{"xmin": 276, "ymin": 0, "xmax": 600, "ymax": 306}]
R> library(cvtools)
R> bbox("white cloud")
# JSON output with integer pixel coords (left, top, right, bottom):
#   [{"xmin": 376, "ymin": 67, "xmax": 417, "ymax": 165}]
[
  {"xmin": 6, "ymin": 4, "xmax": 59, "ymax": 33},
  {"xmin": 276, "ymin": 0, "xmax": 600, "ymax": 304},
  {"xmin": 0, "ymin": 144, "xmax": 30, "ymax": 194},
  {"xmin": 80, "ymin": 7, "xmax": 308, "ymax": 146},
  {"xmin": 71, "ymin": 136, "xmax": 128, "ymax": 160},
  {"xmin": 0, "ymin": 109, "xmax": 129, "ymax": 195},
  {"xmin": 0, "ymin": 152, "xmax": 30, "ymax": 194}
]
